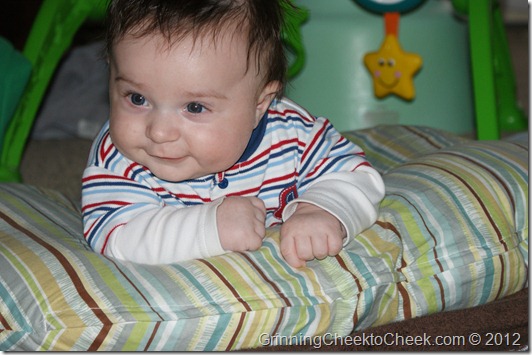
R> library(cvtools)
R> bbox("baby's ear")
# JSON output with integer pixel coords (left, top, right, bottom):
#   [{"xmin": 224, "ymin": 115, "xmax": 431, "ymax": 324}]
[{"xmin": 255, "ymin": 80, "xmax": 281, "ymax": 125}]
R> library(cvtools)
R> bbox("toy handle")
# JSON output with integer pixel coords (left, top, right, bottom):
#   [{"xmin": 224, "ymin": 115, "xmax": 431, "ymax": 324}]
[
  {"xmin": 354, "ymin": 0, "xmax": 425, "ymax": 14},
  {"xmin": 281, "ymin": 3, "xmax": 309, "ymax": 79}
]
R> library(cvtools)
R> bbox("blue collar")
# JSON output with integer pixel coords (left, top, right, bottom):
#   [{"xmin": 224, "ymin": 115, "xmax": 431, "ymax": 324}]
[{"xmin": 237, "ymin": 112, "xmax": 268, "ymax": 163}]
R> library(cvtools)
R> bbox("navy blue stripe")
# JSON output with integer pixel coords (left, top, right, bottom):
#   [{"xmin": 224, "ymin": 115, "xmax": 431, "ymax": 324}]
[
  {"xmin": 259, "ymin": 181, "xmax": 296, "ymax": 195},
  {"xmin": 83, "ymin": 181, "xmax": 153, "ymax": 191},
  {"xmin": 87, "ymin": 209, "xmax": 116, "ymax": 245},
  {"xmin": 237, "ymin": 112, "xmax": 268, "ymax": 163},
  {"xmin": 299, "ymin": 155, "xmax": 351, "ymax": 189},
  {"xmin": 299, "ymin": 123, "xmax": 335, "ymax": 174},
  {"xmin": 103, "ymin": 149, "xmax": 120, "ymax": 170},
  {"xmin": 227, "ymin": 145, "xmax": 300, "ymax": 177},
  {"xmin": 270, "ymin": 113, "xmax": 315, "ymax": 129}
]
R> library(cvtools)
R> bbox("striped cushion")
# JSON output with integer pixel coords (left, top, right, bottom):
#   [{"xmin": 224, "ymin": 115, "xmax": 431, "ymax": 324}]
[{"xmin": 0, "ymin": 125, "xmax": 528, "ymax": 350}]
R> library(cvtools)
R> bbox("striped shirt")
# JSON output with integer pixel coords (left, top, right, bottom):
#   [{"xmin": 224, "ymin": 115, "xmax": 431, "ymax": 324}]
[{"xmin": 82, "ymin": 98, "xmax": 384, "ymax": 264}]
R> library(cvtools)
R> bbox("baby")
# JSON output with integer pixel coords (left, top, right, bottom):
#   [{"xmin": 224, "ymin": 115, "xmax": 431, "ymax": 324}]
[{"xmin": 82, "ymin": 0, "xmax": 385, "ymax": 268}]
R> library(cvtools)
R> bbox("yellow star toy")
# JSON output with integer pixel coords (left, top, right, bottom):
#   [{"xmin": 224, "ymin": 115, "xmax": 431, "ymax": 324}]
[{"xmin": 364, "ymin": 13, "xmax": 422, "ymax": 101}]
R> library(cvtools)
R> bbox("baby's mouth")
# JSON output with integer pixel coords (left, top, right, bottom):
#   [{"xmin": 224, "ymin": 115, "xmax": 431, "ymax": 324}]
[
  {"xmin": 148, "ymin": 152, "xmax": 186, "ymax": 162},
  {"xmin": 156, "ymin": 156, "xmax": 185, "ymax": 162}
]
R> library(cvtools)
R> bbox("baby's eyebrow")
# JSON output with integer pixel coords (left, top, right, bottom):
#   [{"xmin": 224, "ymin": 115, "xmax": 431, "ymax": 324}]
[
  {"xmin": 182, "ymin": 90, "xmax": 228, "ymax": 101},
  {"xmin": 114, "ymin": 76, "xmax": 145, "ymax": 89}
]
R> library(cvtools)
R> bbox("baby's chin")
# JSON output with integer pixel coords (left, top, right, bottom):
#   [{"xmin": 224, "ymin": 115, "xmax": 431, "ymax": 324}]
[
  {"xmin": 140, "ymin": 153, "xmax": 238, "ymax": 182},
  {"xmin": 145, "ymin": 163, "xmax": 215, "ymax": 183},
  {"xmin": 150, "ymin": 171, "xmax": 196, "ymax": 183},
  {"xmin": 146, "ymin": 165, "xmax": 197, "ymax": 182}
]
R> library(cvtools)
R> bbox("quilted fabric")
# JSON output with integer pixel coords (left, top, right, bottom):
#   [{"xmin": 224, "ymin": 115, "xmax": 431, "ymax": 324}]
[{"xmin": 0, "ymin": 125, "xmax": 528, "ymax": 350}]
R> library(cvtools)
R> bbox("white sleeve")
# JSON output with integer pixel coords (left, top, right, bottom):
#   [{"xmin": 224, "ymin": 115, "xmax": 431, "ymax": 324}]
[
  {"xmin": 104, "ymin": 198, "xmax": 226, "ymax": 265},
  {"xmin": 282, "ymin": 166, "xmax": 385, "ymax": 244}
]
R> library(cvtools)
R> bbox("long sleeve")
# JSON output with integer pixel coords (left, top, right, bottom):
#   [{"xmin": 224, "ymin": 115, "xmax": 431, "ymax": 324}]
[
  {"xmin": 82, "ymin": 164, "xmax": 226, "ymax": 264},
  {"xmin": 105, "ymin": 199, "xmax": 225, "ymax": 264}
]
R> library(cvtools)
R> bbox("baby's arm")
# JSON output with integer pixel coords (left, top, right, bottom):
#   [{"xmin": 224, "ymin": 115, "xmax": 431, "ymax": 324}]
[
  {"xmin": 103, "ymin": 201, "xmax": 226, "ymax": 264},
  {"xmin": 82, "ymin": 166, "xmax": 265, "ymax": 265},
  {"xmin": 86, "ymin": 196, "xmax": 266, "ymax": 265},
  {"xmin": 280, "ymin": 166, "xmax": 385, "ymax": 268}
]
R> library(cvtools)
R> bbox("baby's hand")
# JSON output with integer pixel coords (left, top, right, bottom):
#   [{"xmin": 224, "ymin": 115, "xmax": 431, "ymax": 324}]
[
  {"xmin": 217, "ymin": 196, "xmax": 266, "ymax": 252},
  {"xmin": 280, "ymin": 203, "xmax": 346, "ymax": 268}
]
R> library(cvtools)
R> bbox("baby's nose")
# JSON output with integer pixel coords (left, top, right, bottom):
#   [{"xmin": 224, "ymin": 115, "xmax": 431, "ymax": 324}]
[{"xmin": 146, "ymin": 113, "xmax": 181, "ymax": 143}]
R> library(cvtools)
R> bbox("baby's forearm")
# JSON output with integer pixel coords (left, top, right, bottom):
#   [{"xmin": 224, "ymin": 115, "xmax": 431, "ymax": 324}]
[{"xmin": 104, "ymin": 199, "xmax": 225, "ymax": 264}]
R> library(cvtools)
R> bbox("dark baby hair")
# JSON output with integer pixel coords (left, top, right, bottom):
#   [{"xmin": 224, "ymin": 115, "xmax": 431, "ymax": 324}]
[{"xmin": 105, "ymin": 0, "xmax": 292, "ymax": 97}]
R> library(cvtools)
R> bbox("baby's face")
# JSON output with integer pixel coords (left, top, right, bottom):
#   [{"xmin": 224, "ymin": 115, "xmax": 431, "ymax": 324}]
[{"xmin": 108, "ymin": 29, "xmax": 278, "ymax": 182}]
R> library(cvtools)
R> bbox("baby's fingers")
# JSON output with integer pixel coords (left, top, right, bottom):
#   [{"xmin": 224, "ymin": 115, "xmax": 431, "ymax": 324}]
[
  {"xmin": 249, "ymin": 197, "xmax": 266, "ymax": 213},
  {"xmin": 280, "ymin": 235, "xmax": 306, "ymax": 268},
  {"xmin": 245, "ymin": 233, "xmax": 265, "ymax": 251},
  {"xmin": 327, "ymin": 234, "xmax": 344, "ymax": 256}
]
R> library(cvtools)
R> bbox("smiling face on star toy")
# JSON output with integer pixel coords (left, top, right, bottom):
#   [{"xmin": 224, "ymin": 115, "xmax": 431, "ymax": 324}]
[{"xmin": 364, "ymin": 34, "xmax": 422, "ymax": 100}]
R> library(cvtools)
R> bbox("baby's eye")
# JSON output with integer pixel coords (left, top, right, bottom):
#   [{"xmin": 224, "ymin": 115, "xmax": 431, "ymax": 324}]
[
  {"xmin": 186, "ymin": 102, "xmax": 206, "ymax": 114},
  {"xmin": 129, "ymin": 93, "xmax": 147, "ymax": 106}
]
